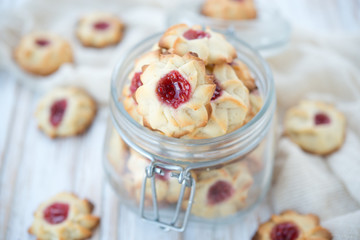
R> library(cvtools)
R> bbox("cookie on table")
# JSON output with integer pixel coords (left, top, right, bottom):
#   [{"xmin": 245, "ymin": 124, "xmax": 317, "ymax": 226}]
[
  {"xmin": 202, "ymin": 0, "xmax": 257, "ymax": 20},
  {"xmin": 184, "ymin": 167, "xmax": 253, "ymax": 218},
  {"xmin": 185, "ymin": 63, "xmax": 249, "ymax": 138},
  {"xmin": 159, "ymin": 24, "xmax": 237, "ymax": 65},
  {"xmin": 135, "ymin": 52, "xmax": 215, "ymax": 137},
  {"xmin": 231, "ymin": 59, "xmax": 256, "ymax": 91},
  {"xmin": 14, "ymin": 32, "xmax": 73, "ymax": 76},
  {"xmin": 284, "ymin": 100, "xmax": 346, "ymax": 155},
  {"xmin": 29, "ymin": 192, "xmax": 100, "ymax": 240},
  {"xmin": 76, "ymin": 12, "xmax": 124, "ymax": 48},
  {"xmin": 252, "ymin": 210, "xmax": 332, "ymax": 240},
  {"xmin": 35, "ymin": 87, "xmax": 97, "ymax": 138}
]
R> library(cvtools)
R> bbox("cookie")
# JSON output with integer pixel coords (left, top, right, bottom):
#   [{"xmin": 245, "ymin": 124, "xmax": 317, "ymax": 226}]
[
  {"xmin": 107, "ymin": 128, "xmax": 128, "ymax": 174},
  {"xmin": 202, "ymin": 0, "xmax": 257, "ymax": 20},
  {"xmin": 252, "ymin": 210, "xmax": 332, "ymax": 240},
  {"xmin": 159, "ymin": 24, "xmax": 237, "ymax": 65},
  {"xmin": 284, "ymin": 100, "xmax": 346, "ymax": 155},
  {"xmin": 244, "ymin": 89, "xmax": 263, "ymax": 124},
  {"xmin": 29, "ymin": 192, "xmax": 100, "ymax": 240},
  {"xmin": 35, "ymin": 87, "xmax": 97, "ymax": 138},
  {"xmin": 76, "ymin": 12, "xmax": 124, "ymax": 48},
  {"xmin": 184, "ymin": 63, "xmax": 249, "ymax": 138},
  {"xmin": 135, "ymin": 52, "xmax": 215, "ymax": 137},
  {"xmin": 14, "ymin": 32, "xmax": 73, "ymax": 76},
  {"xmin": 184, "ymin": 166, "xmax": 253, "ymax": 218},
  {"xmin": 231, "ymin": 59, "xmax": 256, "ymax": 91}
]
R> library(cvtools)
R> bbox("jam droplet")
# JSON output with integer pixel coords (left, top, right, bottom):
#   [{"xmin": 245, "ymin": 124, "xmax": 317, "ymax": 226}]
[
  {"xmin": 93, "ymin": 21, "xmax": 110, "ymax": 30},
  {"xmin": 35, "ymin": 39, "xmax": 50, "ymax": 47},
  {"xmin": 211, "ymin": 79, "xmax": 223, "ymax": 101},
  {"xmin": 270, "ymin": 222, "xmax": 300, "ymax": 240},
  {"xmin": 183, "ymin": 29, "xmax": 211, "ymax": 40},
  {"xmin": 43, "ymin": 202, "xmax": 69, "ymax": 224},
  {"xmin": 130, "ymin": 72, "xmax": 143, "ymax": 95},
  {"xmin": 156, "ymin": 70, "xmax": 191, "ymax": 109},
  {"xmin": 207, "ymin": 180, "xmax": 234, "ymax": 205},
  {"xmin": 50, "ymin": 99, "xmax": 67, "ymax": 127},
  {"xmin": 314, "ymin": 113, "xmax": 331, "ymax": 125}
]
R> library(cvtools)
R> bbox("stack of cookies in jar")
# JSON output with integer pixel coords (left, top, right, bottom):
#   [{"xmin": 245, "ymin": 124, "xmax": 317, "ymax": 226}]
[{"xmin": 108, "ymin": 23, "xmax": 264, "ymax": 219}]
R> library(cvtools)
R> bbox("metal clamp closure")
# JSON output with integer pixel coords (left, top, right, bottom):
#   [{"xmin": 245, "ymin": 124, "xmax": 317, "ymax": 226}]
[{"xmin": 139, "ymin": 161, "xmax": 196, "ymax": 232}]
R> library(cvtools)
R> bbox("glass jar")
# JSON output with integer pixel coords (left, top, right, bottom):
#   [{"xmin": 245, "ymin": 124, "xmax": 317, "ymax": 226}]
[
  {"xmin": 103, "ymin": 32, "xmax": 276, "ymax": 231},
  {"xmin": 167, "ymin": 1, "xmax": 291, "ymax": 57}
]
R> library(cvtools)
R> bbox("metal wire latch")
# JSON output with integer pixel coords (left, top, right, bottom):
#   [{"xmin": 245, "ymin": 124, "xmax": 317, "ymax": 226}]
[{"xmin": 139, "ymin": 161, "xmax": 196, "ymax": 232}]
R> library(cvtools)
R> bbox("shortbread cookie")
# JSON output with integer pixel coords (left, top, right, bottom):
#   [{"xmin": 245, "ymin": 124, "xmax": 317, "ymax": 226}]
[
  {"xmin": 244, "ymin": 89, "xmax": 263, "ymax": 124},
  {"xmin": 29, "ymin": 193, "xmax": 100, "ymax": 240},
  {"xmin": 123, "ymin": 50, "xmax": 161, "ymax": 124},
  {"xmin": 159, "ymin": 24, "xmax": 237, "ymax": 65},
  {"xmin": 76, "ymin": 12, "xmax": 124, "ymax": 48},
  {"xmin": 252, "ymin": 210, "xmax": 332, "ymax": 240},
  {"xmin": 185, "ymin": 63, "xmax": 249, "ymax": 138},
  {"xmin": 107, "ymin": 128, "xmax": 128, "ymax": 174},
  {"xmin": 135, "ymin": 53, "xmax": 215, "ymax": 137},
  {"xmin": 35, "ymin": 87, "xmax": 97, "ymax": 138},
  {"xmin": 202, "ymin": 0, "xmax": 257, "ymax": 20},
  {"xmin": 14, "ymin": 32, "xmax": 73, "ymax": 76},
  {"xmin": 185, "ymin": 167, "xmax": 252, "ymax": 218},
  {"xmin": 231, "ymin": 59, "xmax": 256, "ymax": 91},
  {"xmin": 284, "ymin": 100, "xmax": 346, "ymax": 155}
]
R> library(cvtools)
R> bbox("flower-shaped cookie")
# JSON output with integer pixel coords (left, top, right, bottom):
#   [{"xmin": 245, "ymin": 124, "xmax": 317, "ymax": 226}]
[
  {"xmin": 202, "ymin": 0, "xmax": 257, "ymax": 20},
  {"xmin": 135, "ymin": 53, "xmax": 215, "ymax": 137},
  {"xmin": 284, "ymin": 100, "xmax": 346, "ymax": 155},
  {"xmin": 14, "ymin": 32, "xmax": 73, "ymax": 76},
  {"xmin": 252, "ymin": 210, "xmax": 332, "ymax": 240},
  {"xmin": 159, "ymin": 24, "xmax": 237, "ymax": 65},
  {"xmin": 185, "ymin": 63, "xmax": 249, "ymax": 138},
  {"xmin": 185, "ymin": 166, "xmax": 253, "ymax": 218},
  {"xmin": 35, "ymin": 87, "xmax": 97, "ymax": 138},
  {"xmin": 231, "ymin": 59, "xmax": 256, "ymax": 91},
  {"xmin": 29, "ymin": 193, "xmax": 100, "ymax": 240},
  {"xmin": 76, "ymin": 12, "xmax": 124, "ymax": 48},
  {"xmin": 123, "ymin": 50, "xmax": 161, "ymax": 124},
  {"xmin": 244, "ymin": 89, "xmax": 263, "ymax": 124}
]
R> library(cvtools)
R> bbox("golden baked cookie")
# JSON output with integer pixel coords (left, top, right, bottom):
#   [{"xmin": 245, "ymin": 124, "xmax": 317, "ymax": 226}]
[
  {"xmin": 252, "ymin": 210, "xmax": 332, "ymax": 240},
  {"xmin": 185, "ymin": 63, "xmax": 249, "ymax": 138},
  {"xmin": 202, "ymin": 0, "xmax": 257, "ymax": 20},
  {"xmin": 76, "ymin": 12, "xmax": 124, "ymax": 48},
  {"xmin": 159, "ymin": 24, "xmax": 237, "ymax": 65},
  {"xmin": 35, "ymin": 87, "xmax": 97, "ymax": 138},
  {"xmin": 244, "ymin": 89, "xmax": 263, "ymax": 124},
  {"xmin": 29, "ymin": 192, "xmax": 100, "ymax": 240},
  {"xmin": 122, "ymin": 50, "xmax": 161, "ymax": 125},
  {"xmin": 284, "ymin": 100, "xmax": 346, "ymax": 155},
  {"xmin": 107, "ymin": 128, "xmax": 128, "ymax": 174},
  {"xmin": 231, "ymin": 59, "xmax": 256, "ymax": 91},
  {"xmin": 135, "ymin": 53, "xmax": 215, "ymax": 137},
  {"xmin": 184, "ymin": 166, "xmax": 253, "ymax": 218},
  {"xmin": 14, "ymin": 32, "xmax": 73, "ymax": 76}
]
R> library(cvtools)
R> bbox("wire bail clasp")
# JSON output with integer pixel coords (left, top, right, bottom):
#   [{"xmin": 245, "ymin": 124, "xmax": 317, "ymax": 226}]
[{"xmin": 139, "ymin": 161, "xmax": 196, "ymax": 232}]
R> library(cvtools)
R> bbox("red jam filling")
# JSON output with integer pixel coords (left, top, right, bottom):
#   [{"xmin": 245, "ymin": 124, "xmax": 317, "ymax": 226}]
[
  {"xmin": 43, "ymin": 202, "xmax": 69, "ymax": 224},
  {"xmin": 207, "ymin": 180, "xmax": 234, "ymax": 205},
  {"xmin": 211, "ymin": 79, "xmax": 223, "ymax": 101},
  {"xmin": 183, "ymin": 29, "xmax": 210, "ymax": 40},
  {"xmin": 270, "ymin": 222, "xmax": 300, "ymax": 240},
  {"xmin": 35, "ymin": 39, "xmax": 50, "ymax": 47},
  {"xmin": 93, "ymin": 21, "xmax": 110, "ymax": 30},
  {"xmin": 314, "ymin": 113, "xmax": 331, "ymax": 125},
  {"xmin": 50, "ymin": 99, "xmax": 67, "ymax": 127},
  {"xmin": 156, "ymin": 70, "xmax": 191, "ymax": 109},
  {"xmin": 130, "ymin": 72, "xmax": 143, "ymax": 95}
]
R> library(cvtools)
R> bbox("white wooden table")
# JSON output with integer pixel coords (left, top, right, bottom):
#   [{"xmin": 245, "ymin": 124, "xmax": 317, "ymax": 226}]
[{"xmin": 0, "ymin": 0, "xmax": 358, "ymax": 239}]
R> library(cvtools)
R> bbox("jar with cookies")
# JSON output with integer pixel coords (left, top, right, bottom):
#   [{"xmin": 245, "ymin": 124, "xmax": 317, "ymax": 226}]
[{"xmin": 103, "ymin": 24, "xmax": 276, "ymax": 231}]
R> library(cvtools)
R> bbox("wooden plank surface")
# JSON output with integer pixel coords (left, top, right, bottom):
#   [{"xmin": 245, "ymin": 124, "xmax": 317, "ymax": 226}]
[{"xmin": 0, "ymin": 0, "xmax": 358, "ymax": 239}]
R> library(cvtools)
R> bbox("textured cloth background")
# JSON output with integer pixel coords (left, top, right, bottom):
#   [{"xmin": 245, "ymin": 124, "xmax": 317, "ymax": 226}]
[{"xmin": 0, "ymin": 1, "xmax": 359, "ymax": 239}]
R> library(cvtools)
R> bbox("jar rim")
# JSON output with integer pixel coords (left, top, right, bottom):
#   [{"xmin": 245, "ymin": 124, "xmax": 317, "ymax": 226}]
[{"xmin": 110, "ymin": 30, "xmax": 275, "ymax": 164}]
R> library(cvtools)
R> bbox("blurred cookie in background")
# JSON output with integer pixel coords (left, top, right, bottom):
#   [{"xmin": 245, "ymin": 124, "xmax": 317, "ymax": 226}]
[{"xmin": 202, "ymin": 0, "xmax": 257, "ymax": 20}]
